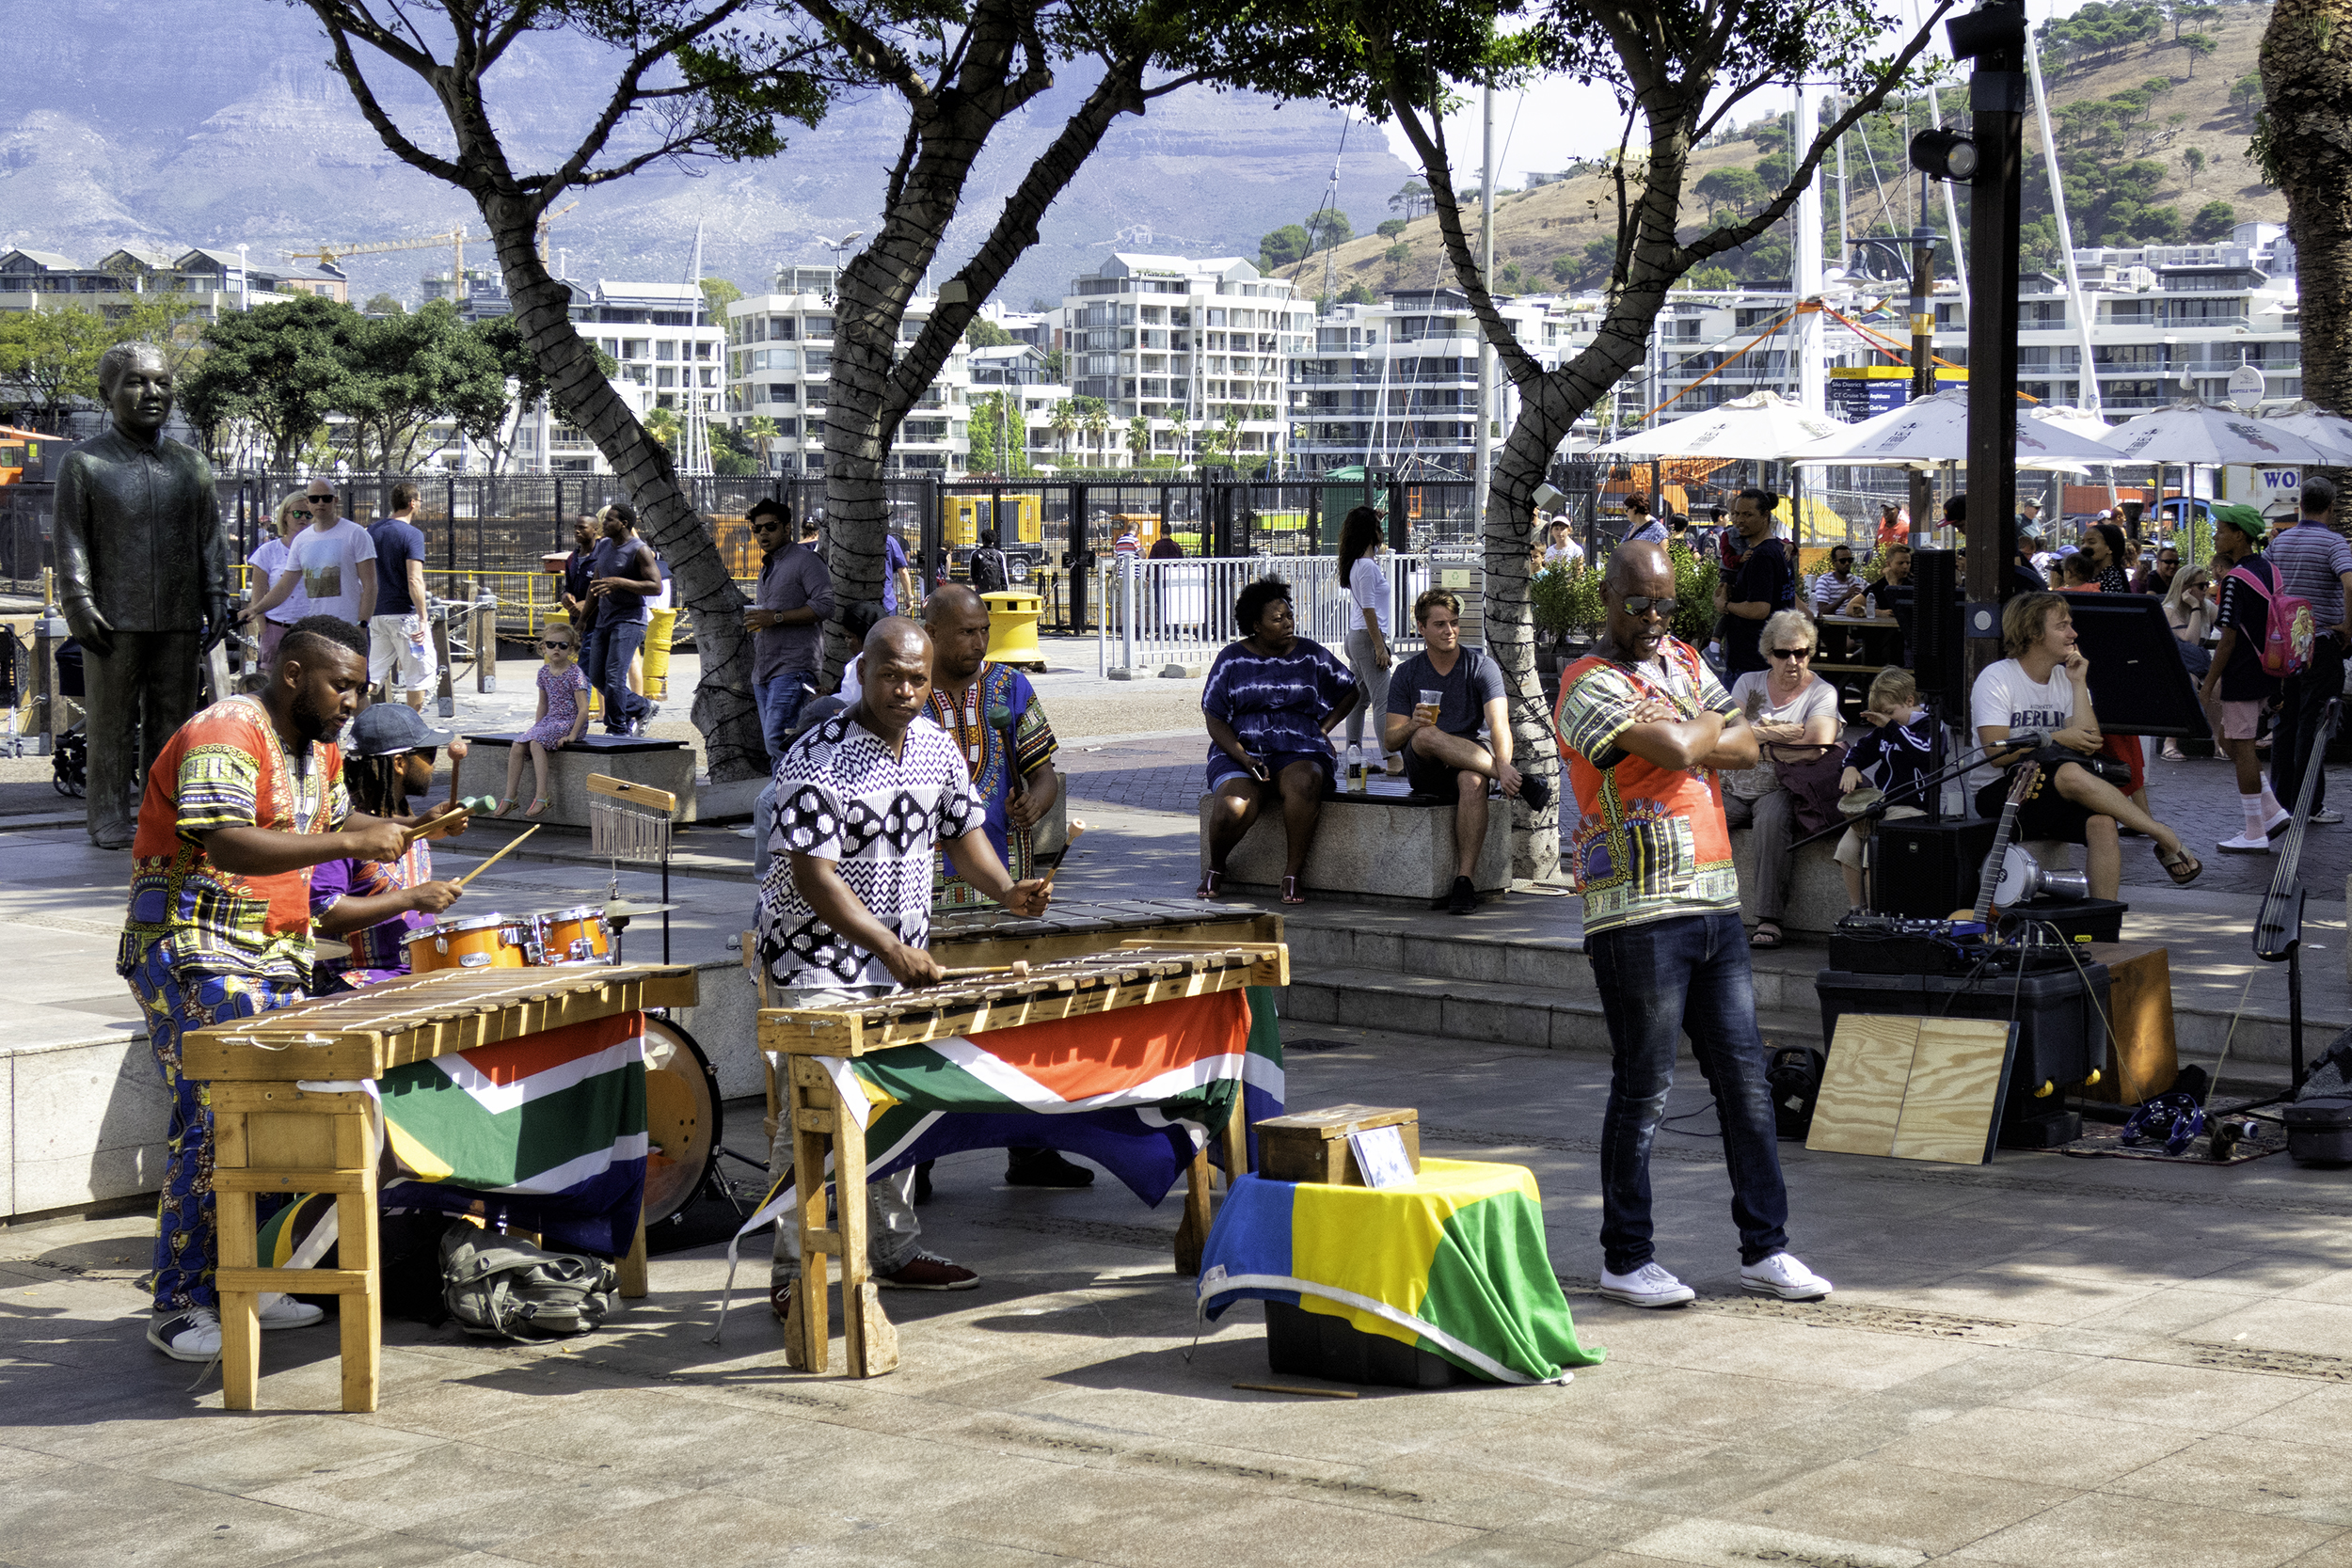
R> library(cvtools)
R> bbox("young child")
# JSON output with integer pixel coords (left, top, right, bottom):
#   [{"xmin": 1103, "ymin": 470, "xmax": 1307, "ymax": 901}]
[
  {"xmin": 501, "ymin": 622, "xmax": 591, "ymax": 817},
  {"xmin": 1835, "ymin": 667, "xmax": 1942, "ymax": 911}
]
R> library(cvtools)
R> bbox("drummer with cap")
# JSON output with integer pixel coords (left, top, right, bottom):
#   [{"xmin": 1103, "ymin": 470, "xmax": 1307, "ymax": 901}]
[
  {"xmin": 756, "ymin": 616, "xmax": 1051, "ymax": 1317},
  {"xmin": 309, "ymin": 704, "xmax": 469, "ymax": 990}
]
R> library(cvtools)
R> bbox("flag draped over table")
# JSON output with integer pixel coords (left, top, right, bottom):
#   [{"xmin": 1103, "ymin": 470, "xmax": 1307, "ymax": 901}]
[
  {"xmin": 375, "ymin": 1012, "xmax": 650, "ymax": 1257},
  {"xmin": 729, "ymin": 986, "xmax": 1282, "ymax": 1273},
  {"xmin": 1197, "ymin": 1158, "xmax": 1605, "ymax": 1385}
]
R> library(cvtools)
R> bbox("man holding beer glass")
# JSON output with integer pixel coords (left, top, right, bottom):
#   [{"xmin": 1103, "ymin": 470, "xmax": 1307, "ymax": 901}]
[{"xmin": 1383, "ymin": 588, "xmax": 1548, "ymax": 915}]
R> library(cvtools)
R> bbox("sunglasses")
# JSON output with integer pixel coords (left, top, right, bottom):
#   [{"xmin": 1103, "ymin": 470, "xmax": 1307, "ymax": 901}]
[
  {"xmin": 306, "ymin": 495, "xmax": 333, "ymax": 504},
  {"xmin": 541, "ymin": 639, "xmax": 574, "ymax": 650},
  {"xmin": 290, "ymin": 509, "xmax": 313, "ymax": 520},
  {"xmin": 1620, "ymin": 595, "xmax": 1677, "ymax": 619},
  {"xmin": 1831, "ymin": 557, "xmax": 1852, "ymax": 566},
  {"xmin": 1769, "ymin": 646, "xmax": 1813, "ymax": 660}
]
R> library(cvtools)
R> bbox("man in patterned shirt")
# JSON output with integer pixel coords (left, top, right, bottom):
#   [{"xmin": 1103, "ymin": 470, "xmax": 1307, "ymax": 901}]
[
  {"xmin": 1556, "ymin": 543, "xmax": 1832, "ymax": 1311},
  {"xmin": 120, "ymin": 616, "xmax": 423, "ymax": 1360},
  {"xmin": 757, "ymin": 617, "xmax": 1051, "ymax": 1309}
]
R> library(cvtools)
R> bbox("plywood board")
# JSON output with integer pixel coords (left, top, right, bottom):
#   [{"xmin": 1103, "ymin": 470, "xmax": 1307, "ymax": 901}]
[
  {"xmin": 1806, "ymin": 1016, "xmax": 1920, "ymax": 1158},
  {"xmin": 1891, "ymin": 1019, "xmax": 2018, "ymax": 1165}
]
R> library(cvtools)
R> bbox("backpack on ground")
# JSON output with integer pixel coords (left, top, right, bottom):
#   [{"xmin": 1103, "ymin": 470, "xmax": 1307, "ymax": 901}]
[
  {"xmin": 970, "ymin": 546, "xmax": 1010, "ymax": 594},
  {"xmin": 439, "ymin": 1223, "xmax": 619, "ymax": 1339},
  {"xmin": 2229, "ymin": 561, "xmax": 2315, "ymax": 678}
]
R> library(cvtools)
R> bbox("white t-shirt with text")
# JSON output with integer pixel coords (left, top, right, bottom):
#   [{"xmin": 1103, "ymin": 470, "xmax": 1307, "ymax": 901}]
[{"xmin": 1970, "ymin": 657, "xmax": 2076, "ymax": 742}]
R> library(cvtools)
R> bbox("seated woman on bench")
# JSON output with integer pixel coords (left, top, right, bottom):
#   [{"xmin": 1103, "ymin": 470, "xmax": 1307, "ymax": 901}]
[{"xmin": 1971, "ymin": 592, "xmax": 2201, "ymax": 901}]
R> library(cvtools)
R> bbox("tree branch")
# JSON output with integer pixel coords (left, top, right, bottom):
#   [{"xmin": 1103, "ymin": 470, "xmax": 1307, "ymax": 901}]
[
  {"xmin": 309, "ymin": 6, "xmax": 469, "ymax": 185},
  {"xmin": 1385, "ymin": 86, "xmax": 1543, "ymax": 388}
]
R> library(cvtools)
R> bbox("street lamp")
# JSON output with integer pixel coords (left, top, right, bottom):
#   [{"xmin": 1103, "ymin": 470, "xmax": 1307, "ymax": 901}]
[{"xmin": 815, "ymin": 232, "xmax": 863, "ymax": 298}]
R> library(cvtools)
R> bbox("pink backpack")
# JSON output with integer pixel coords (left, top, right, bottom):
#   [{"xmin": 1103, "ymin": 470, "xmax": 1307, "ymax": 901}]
[{"xmin": 2230, "ymin": 561, "xmax": 2315, "ymax": 678}]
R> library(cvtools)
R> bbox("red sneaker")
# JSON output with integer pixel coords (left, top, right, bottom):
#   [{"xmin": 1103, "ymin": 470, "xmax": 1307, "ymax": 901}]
[{"xmin": 878, "ymin": 1252, "xmax": 980, "ymax": 1291}]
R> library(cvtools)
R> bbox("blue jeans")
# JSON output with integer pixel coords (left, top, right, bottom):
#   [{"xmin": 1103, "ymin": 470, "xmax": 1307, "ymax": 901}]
[
  {"xmin": 1587, "ymin": 911, "xmax": 1790, "ymax": 1275},
  {"xmin": 756, "ymin": 669, "xmax": 815, "ymax": 760},
  {"xmin": 584, "ymin": 620, "xmax": 651, "ymax": 734}
]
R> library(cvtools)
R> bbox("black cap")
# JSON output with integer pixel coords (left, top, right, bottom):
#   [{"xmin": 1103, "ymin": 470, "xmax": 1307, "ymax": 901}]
[{"xmin": 347, "ymin": 704, "xmax": 454, "ymax": 758}]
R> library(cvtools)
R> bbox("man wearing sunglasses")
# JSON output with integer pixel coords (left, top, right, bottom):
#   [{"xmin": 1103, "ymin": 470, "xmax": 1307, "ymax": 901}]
[
  {"xmin": 247, "ymin": 483, "xmax": 378, "ymax": 642},
  {"xmin": 1555, "ymin": 541, "xmax": 1832, "ymax": 1309}
]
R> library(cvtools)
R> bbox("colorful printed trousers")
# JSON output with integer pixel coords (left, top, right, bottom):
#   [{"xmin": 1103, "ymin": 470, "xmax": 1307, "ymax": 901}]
[{"xmin": 125, "ymin": 945, "xmax": 303, "ymax": 1311}]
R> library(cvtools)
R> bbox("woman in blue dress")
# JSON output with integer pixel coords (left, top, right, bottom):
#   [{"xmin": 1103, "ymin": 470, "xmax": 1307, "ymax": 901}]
[{"xmin": 1199, "ymin": 576, "xmax": 1360, "ymax": 904}]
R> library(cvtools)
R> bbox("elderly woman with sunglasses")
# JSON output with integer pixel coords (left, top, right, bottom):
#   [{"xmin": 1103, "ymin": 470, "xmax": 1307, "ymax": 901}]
[{"xmin": 1722, "ymin": 610, "xmax": 1839, "ymax": 949}]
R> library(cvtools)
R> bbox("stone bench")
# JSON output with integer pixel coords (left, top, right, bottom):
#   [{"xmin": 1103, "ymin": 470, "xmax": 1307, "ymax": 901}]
[
  {"xmin": 1199, "ymin": 783, "xmax": 1510, "ymax": 907},
  {"xmin": 453, "ymin": 733, "xmax": 698, "ymax": 829},
  {"xmin": 1727, "ymin": 828, "xmax": 1848, "ymax": 936}
]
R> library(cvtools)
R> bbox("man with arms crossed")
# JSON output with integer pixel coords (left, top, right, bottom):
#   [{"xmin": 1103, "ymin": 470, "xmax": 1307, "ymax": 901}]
[
  {"xmin": 757, "ymin": 618, "xmax": 1051, "ymax": 1320},
  {"xmin": 1556, "ymin": 542, "xmax": 1831, "ymax": 1307},
  {"xmin": 1383, "ymin": 588, "xmax": 1550, "ymax": 915}
]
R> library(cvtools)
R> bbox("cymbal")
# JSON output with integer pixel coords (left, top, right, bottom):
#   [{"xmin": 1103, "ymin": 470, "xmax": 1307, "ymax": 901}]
[{"xmin": 602, "ymin": 900, "xmax": 683, "ymax": 918}]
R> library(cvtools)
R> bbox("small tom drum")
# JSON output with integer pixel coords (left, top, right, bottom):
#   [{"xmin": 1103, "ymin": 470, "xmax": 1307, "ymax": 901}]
[
  {"xmin": 540, "ymin": 905, "xmax": 613, "ymax": 966},
  {"xmin": 414, "ymin": 911, "xmax": 534, "ymax": 972}
]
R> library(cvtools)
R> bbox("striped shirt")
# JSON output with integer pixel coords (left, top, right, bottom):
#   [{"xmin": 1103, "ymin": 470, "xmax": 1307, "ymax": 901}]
[
  {"xmin": 119, "ymin": 695, "xmax": 349, "ymax": 981},
  {"xmin": 2265, "ymin": 517, "xmax": 2352, "ymax": 629}
]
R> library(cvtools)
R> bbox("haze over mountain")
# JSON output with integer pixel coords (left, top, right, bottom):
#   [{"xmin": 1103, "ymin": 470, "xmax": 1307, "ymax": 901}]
[{"xmin": 0, "ymin": 1, "xmax": 1411, "ymax": 309}]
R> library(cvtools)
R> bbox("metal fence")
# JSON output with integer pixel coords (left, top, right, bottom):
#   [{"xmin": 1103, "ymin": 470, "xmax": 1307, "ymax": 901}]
[{"xmin": 1092, "ymin": 554, "xmax": 1456, "ymax": 676}]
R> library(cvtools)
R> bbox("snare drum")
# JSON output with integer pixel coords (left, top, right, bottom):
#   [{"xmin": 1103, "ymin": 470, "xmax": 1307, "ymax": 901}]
[
  {"xmin": 539, "ymin": 904, "xmax": 612, "ymax": 966},
  {"xmin": 416, "ymin": 911, "xmax": 533, "ymax": 971}
]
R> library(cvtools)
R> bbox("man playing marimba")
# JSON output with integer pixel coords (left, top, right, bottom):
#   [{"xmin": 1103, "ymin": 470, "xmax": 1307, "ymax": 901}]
[
  {"xmin": 758, "ymin": 617, "xmax": 1051, "ymax": 1317},
  {"xmin": 922, "ymin": 584, "xmax": 1091, "ymax": 1190},
  {"xmin": 123, "ymin": 615, "xmax": 470, "ymax": 1360}
]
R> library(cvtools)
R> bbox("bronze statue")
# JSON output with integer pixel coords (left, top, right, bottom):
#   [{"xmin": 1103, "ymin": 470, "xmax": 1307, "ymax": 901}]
[{"xmin": 53, "ymin": 343, "xmax": 231, "ymax": 848}]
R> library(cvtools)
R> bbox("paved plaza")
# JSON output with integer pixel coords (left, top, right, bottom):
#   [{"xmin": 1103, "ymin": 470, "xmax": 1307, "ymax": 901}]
[{"xmin": 7, "ymin": 639, "xmax": 2352, "ymax": 1566}]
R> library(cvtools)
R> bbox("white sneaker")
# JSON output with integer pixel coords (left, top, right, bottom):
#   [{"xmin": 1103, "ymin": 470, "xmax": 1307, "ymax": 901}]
[
  {"xmin": 147, "ymin": 1307, "xmax": 223, "ymax": 1362},
  {"xmin": 1597, "ymin": 1261, "xmax": 1696, "ymax": 1308},
  {"xmin": 2313, "ymin": 808, "xmax": 2344, "ymax": 826},
  {"xmin": 258, "ymin": 1291, "xmax": 326, "ymax": 1330},
  {"xmin": 1740, "ymin": 1252, "xmax": 1833, "ymax": 1301},
  {"xmin": 2218, "ymin": 832, "xmax": 2272, "ymax": 853}
]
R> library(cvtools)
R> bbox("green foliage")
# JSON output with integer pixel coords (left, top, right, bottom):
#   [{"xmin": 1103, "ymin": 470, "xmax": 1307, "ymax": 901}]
[
  {"xmin": 2190, "ymin": 199, "xmax": 2238, "ymax": 242},
  {"xmin": 2045, "ymin": 1, "xmax": 2166, "ymax": 62},
  {"xmin": 1667, "ymin": 544, "xmax": 1719, "ymax": 647},
  {"xmin": 2231, "ymin": 71, "xmax": 2265, "ymax": 109},
  {"xmin": 1306, "ymin": 208, "xmax": 1352, "ymax": 248},
  {"xmin": 1376, "ymin": 218, "xmax": 1407, "ymax": 238},
  {"xmin": 644, "ymin": 406, "xmax": 679, "ymax": 448},
  {"xmin": 179, "ymin": 293, "xmax": 368, "ymax": 467},
  {"xmin": 1125, "ymin": 413, "xmax": 1152, "ymax": 467},
  {"xmin": 1340, "ymin": 282, "xmax": 1378, "ymax": 305},
  {"xmin": 966, "ymin": 389, "xmax": 1032, "ymax": 476},
  {"xmin": 0, "ymin": 307, "xmax": 110, "ymax": 423},
  {"xmin": 1529, "ymin": 562, "xmax": 1596, "ymax": 636},
  {"xmin": 1550, "ymin": 254, "xmax": 1577, "ymax": 284},
  {"xmin": 362, "ymin": 292, "xmax": 407, "ymax": 316},
  {"xmin": 1580, "ymin": 236, "xmax": 1619, "ymax": 285},
  {"xmin": 1694, "ymin": 166, "xmax": 1765, "ymax": 219},
  {"xmin": 1684, "ymin": 265, "xmax": 1737, "ymax": 291},
  {"xmin": 1385, "ymin": 242, "xmax": 1413, "ymax": 265},
  {"xmin": 711, "ymin": 422, "xmax": 759, "ymax": 476},
  {"xmin": 2181, "ymin": 144, "xmax": 2207, "ymax": 185},
  {"xmin": 2181, "ymin": 32, "xmax": 2217, "ymax": 72},
  {"xmin": 1500, "ymin": 261, "xmax": 1524, "ymax": 291},
  {"xmin": 698, "ymin": 277, "xmax": 742, "ymax": 317},
  {"xmin": 1260, "ymin": 223, "xmax": 1311, "ymax": 273},
  {"xmin": 963, "ymin": 316, "xmax": 1014, "ymax": 349}
]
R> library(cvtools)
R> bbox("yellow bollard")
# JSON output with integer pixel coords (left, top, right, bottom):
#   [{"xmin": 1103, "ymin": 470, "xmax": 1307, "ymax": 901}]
[
  {"xmin": 981, "ymin": 590, "xmax": 1045, "ymax": 672},
  {"xmin": 644, "ymin": 608, "xmax": 679, "ymax": 700}
]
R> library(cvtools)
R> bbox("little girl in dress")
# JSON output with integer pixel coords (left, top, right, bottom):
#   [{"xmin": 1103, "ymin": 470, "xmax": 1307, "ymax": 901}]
[{"xmin": 500, "ymin": 623, "xmax": 590, "ymax": 817}]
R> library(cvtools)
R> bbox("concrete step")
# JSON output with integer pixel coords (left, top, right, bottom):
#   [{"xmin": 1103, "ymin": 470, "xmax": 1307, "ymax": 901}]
[
  {"xmin": 1281, "ymin": 919, "xmax": 2323, "ymax": 1071},
  {"xmin": 1278, "ymin": 962, "xmax": 1820, "ymax": 1055}
]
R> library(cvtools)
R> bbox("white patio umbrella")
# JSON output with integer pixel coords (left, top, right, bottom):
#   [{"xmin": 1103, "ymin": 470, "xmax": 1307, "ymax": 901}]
[
  {"xmin": 1590, "ymin": 389, "xmax": 1845, "ymax": 461},
  {"xmin": 1780, "ymin": 388, "xmax": 2118, "ymax": 470},
  {"xmin": 2097, "ymin": 398, "xmax": 2338, "ymax": 467},
  {"xmin": 2262, "ymin": 404, "xmax": 2352, "ymax": 464}
]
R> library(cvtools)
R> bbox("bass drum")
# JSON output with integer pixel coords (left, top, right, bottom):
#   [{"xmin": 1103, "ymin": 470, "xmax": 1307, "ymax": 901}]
[{"xmin": 641, "ymin": 1017, "xmax": 723, "ymax": 1227}]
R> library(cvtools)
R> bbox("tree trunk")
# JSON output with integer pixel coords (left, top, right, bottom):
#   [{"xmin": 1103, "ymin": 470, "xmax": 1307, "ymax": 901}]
[
  {"xmin": 476, "ymin": 187, "xmax": 766, "ymax": 780},
  {"xmin": 2264, "ymin": 0, "xmax": 2352, "ymax": 414}
]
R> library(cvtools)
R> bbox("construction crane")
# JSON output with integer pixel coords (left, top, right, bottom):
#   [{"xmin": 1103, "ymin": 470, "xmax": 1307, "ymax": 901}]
[{"xmin": 285, "ymin": 227, "xmax": 468, "ymax": 277}]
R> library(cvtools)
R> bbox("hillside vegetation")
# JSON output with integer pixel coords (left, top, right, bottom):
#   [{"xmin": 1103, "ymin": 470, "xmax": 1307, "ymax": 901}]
[{"xmin": 1280, "ymin": 2, "xmax": 2280, "ymax": 304}]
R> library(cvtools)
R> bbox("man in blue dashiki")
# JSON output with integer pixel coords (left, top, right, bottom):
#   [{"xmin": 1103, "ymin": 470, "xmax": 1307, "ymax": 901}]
[{"xmin": 919, "ymin": 585, "xmax": 1090, "ymax": 1189}]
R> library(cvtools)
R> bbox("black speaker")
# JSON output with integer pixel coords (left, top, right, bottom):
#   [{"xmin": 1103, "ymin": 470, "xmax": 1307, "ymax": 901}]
[
  {"xmin": 1874, "ymin": 815, "xmax": 1994, "ymax": 917},
  {"xmin": 2061, "ymin": 593, "xmax": 2214, "ymax": 739},
  {"xmin": 1910, "ymin": 548, "xmax": 1963, "ymax": 714}
]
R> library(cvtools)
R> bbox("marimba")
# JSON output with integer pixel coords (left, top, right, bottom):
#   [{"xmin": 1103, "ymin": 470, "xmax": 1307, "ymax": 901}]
[
  {"xmin": 758, "ymin": 939, "xmax": 1287, "ymax": 1378},
  {"xmin": 180, "ymin": 962, "xmax": 699, "ymax": 1412}
]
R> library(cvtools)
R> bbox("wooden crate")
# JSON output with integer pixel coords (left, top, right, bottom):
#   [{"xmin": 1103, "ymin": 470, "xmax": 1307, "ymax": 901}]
[
  {"xmin": 2080, "ymin": 942, "xmax": 2180, "ymax": 1104},
  {"xmin": 1255, "ymin": 1105, "xmax": 1420, "ymax": 1185}
]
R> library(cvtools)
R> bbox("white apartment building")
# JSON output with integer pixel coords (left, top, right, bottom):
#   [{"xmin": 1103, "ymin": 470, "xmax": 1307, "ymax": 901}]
[
  {"xmin": 723, "ymin": 266, "xmax": 973, "ymax": 475},
  {"xmin": 510, "ymin": 278, "xmax": 727, "ymax": 475},
  {"xmin": 1058, "ymin": 253, "xmax": 1306, "ymax": 467},
  {"xmin": 1288, "ymin": 288, "xmax": 1581, "ymax": 476},
  {"xmin": 0, "ymin": 246, "xmax": 347, "ymax": 318},
  {"xmin": 964, "ymin": 343, "xmax": 1076, "ymax": 473}
]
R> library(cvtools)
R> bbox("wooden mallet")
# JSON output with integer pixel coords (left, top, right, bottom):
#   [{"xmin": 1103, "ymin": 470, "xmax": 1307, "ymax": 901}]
[
  {"xmin": 452, "ymin": 825, "xmax": 540, "ymax": 889},
  {"xmin": 1041, "ymin": 819, "xmax": 1087, "ymax": 894},
  {"xmin": 939, "ymin": 959, "xmax": 1033, "ymax": 981}
]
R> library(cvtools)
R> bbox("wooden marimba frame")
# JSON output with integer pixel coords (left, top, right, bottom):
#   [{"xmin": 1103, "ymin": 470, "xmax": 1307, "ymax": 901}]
[
  {"xmin": 758, "ymin": 939, "xmax": 1287, "ymax": 1378},
  {"xmin": 179, "ymin": 963, "xmax": 700, "ymax": 1412}
]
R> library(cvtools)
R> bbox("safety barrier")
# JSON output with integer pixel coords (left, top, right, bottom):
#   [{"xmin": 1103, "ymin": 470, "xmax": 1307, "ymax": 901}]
[{"xmin": 1093, "ymin": 554, "xmax": 1448, "ymax": 676}]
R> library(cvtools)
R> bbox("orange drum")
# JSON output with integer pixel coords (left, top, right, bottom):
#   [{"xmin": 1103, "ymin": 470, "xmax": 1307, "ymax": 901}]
[
  {"xmin": 419, "ymin": 912, "xmax": 532, "ymax": 971},
  {"xmin": 540, "ymin": 904, "xmax": 612, "ymax": 965}
]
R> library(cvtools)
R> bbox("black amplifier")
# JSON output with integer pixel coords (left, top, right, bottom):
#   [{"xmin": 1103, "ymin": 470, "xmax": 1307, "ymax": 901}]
[{"xmin": 1828, "ymin": 914, "xmax": 2078, "ymax": 977}]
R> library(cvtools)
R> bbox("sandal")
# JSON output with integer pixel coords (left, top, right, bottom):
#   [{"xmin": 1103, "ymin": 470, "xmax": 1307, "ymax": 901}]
[
  {"xmin": 1195, "ymin": 869, "xmax": 1225, "ymax": 899},
  {"xmin": 1281, "ymin": 875, "xmax": 1307, "ymax": 906},
  {"xmin": 493, "ymin": 797, "xmax": 517, "ymax": 818},
  {"xmin": 1750, "ymin": 920, "xmax": 1785, "ymax": 950},
  {"xmin": 2158, "ymin": 845, "xmax": 2203, "ymax": 887},
  {"xmin": 523, "ymin": 796, "xmax": 549, "ymax": 818}
]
